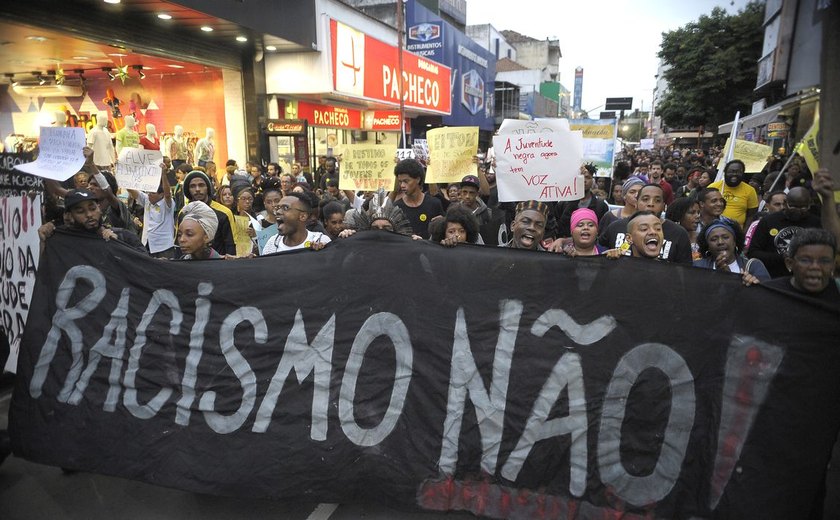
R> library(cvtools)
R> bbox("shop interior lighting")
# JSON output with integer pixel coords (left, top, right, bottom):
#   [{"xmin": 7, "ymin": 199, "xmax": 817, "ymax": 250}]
[
  {"xmin": 236, "ymin": 36, "xmax": 248, "ymax": 42},
  {"xmin": 132, "ymin": 65, "xmax": 145, "ymax": 79},
  {"xmin": 26, "ymin": 36, "xmax": 48, "ymax": 42},
  {"xmin": 200, "ymin": 26, "xmax": 213, "ymax": 32},
  {"xmin": 104, "ymin": 0, "xmax": 121, "ymax": 4},
  {"xmin": 157, "ymin": 13, "xmax": 172, "ymax": 20},
  {"xmin": 265, "ymin": 45, "xmax": 277, "ymax": 51}
]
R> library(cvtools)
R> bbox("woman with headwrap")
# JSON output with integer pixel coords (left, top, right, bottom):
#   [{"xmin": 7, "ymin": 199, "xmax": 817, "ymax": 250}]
[
  {"xmin": 178, "ymin": 201, "xmax": 221, "ymax": 260},
  {"xmin": 694, "ymin": 217, "xmax": 769, "ymax": 284}
]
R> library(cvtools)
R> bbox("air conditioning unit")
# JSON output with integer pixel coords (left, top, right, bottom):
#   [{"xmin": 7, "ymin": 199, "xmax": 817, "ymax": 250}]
[{"xmin": 11, "ymin": 80, "xmax": 84, "ymax": 98}]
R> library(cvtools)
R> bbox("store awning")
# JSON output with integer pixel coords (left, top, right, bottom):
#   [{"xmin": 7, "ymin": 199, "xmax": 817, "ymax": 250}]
[
  {"xmin": 718, "ymin": 106, "xmax": 781, "ymax": 135},
  {"xmin": 664, "ymin": 131, "xmax": 714, "ymax": 139}
]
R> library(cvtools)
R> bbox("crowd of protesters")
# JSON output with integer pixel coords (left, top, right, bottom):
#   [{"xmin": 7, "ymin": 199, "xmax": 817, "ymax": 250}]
[{"xmin": 33, "ymin": 142, "xmax": 840, "ymax": 307}]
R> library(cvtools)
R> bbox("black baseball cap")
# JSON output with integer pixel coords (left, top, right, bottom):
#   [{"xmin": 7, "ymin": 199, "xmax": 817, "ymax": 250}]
[
  {"xmin": 64, "ymin": 189, "xmax": 101, "ymax": 210},
  {"xmin": 460, "ymin": 175, "xmax": 480, "ymax": 189}
]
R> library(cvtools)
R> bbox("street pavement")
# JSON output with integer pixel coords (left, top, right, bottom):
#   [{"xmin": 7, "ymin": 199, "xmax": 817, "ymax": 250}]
[{"xmin": 2, "ymin": 377, "xmax": 838, "ymax": 519}]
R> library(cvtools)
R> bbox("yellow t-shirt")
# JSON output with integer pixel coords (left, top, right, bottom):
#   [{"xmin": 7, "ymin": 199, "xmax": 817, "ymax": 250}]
[{"xmin": 708, "ymin": 180, "xmax": 758, "ymax": 227}]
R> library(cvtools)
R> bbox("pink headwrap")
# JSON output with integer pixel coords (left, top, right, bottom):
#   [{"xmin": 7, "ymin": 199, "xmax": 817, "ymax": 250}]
[{"xmin": 570, "ymin": 208, "xmax": 598, "ymax": 231}]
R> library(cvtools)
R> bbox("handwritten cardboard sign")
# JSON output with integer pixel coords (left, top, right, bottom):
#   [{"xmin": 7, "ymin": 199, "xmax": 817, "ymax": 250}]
[
  {"xmin": 0, "ymin": 193, "xmax": 42, "ymax": 373},
  {"xmin": 720, "ymin": 138, "xmax": 772, "ymax": 173},
  {"xmin": 115, "ymin": 147, "xmax": 164, "ymax": 192},
  {"xmin": 15, "ymin": 127, "xmax": 86, "ymax": 181},
  {"xmin": 338, "ymin": 144, "xmax": 397, "ymax": 191},
  {"xmin": 494, "ymin": 118, "xmax": 584, "ymax": 202},
  {"xmin": 425, "ymin": 127, "xmax": 479, "ymax": 184}
]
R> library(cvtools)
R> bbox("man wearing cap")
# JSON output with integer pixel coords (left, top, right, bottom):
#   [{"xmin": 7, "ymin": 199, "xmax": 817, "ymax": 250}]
[
  {"xmin": 501, "ymin": 201, "xmax": 549, "ymax": 250},
  {"xmin": 179, "ymin": 170, "xmax": 238, "ymax": 256},
  {"xmin": 448, "ymin": 174, "xmax": 492, "ymax": 241},
  {"xmin": 555, "ymin": 164, "xmax": 610, "ymax": 238},
  {"xmin": 38, "ymin": 189, "xmax": 145, "ymax": 253}
]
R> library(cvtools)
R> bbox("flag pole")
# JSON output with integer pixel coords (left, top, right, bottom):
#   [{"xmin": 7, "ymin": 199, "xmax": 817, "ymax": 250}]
[
  {"xmin": 756, "ymin": 148, "xmax": 800, "ymax": 212},
  {"xmin": 715, "ymin": 111, "xmax": 740, "ymax": 184}
]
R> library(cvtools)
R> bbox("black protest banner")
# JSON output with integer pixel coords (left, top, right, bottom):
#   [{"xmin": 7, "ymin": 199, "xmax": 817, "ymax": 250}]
[
  {"xmin": 10, "ymin": 231, "xmax": 840, "ymax": 518},
  {"xmin": 1, "ymin": 152, "xmax": 42, "ymax": 196}
]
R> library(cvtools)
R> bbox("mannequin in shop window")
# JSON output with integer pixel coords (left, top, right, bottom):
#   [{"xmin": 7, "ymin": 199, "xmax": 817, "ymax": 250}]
[
  {"xmin": 115, "ymin": 115, "xmax": 140, "ymax": 154},
  {"xmin": 169, "ymin": 125, "xmax": 189, "ymax": 170},
  {"xmin": 194, "ymin": 127, "xmax": 215, "ymax": 168},
  {"xmin": 53, "ymin": 111, "xmax": 68, "ymax": 127},
  {"xmin": 87, "ymin": 112, "xmax": 116, "ymax": 169},
  {"xmin": 140, "ymin": 123, "xmax": 159, "ymax": 150}
]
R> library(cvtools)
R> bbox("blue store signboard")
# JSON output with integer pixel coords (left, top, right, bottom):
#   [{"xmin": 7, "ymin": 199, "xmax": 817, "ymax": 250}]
[{"xmin": 406, "ymin": 1, "xmax": 496, "ymax": 131}]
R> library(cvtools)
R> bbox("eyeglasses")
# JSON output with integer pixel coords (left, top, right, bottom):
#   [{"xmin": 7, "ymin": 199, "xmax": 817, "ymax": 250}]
[
  {"xmin": 793, "ymin": 256, "xmax": 834, "ymax": 267},
  {"xmin": 276, "ymin": 204, "xmax": 304, "ymax": 213}
]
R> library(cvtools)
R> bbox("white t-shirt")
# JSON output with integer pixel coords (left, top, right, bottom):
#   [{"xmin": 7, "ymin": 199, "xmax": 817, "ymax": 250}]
[
  {"xmin": 261, "ymin": 230, "xmax": 330, "ymax": 255},
  {"xmin": 136, "ymin": 191, "xmax": 175, "ymax": 253}
]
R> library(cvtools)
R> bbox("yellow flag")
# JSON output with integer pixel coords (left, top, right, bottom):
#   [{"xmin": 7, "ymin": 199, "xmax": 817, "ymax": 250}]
[{"xmin": 794, "ymin": 112, "xmax": 819, "ymax": 173}]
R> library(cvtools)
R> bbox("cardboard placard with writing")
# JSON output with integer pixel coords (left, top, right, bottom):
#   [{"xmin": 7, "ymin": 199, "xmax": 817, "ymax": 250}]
[
  {"xmin": 426, "ymin": 127, "xmax": 479, "ymax": 184},
  {"xmin": 719, "ymin": 138, "xmax": 772, "ymax": 173},
  {"xmin": 0, "ymin": 193, "xmax": 41, "ymax": 373},
  {"xmin": 338, "ymin": 144, "xmax": 398, "ymax": 191},
  {"xmin": 494, "ymin": 119, "xmax": 584, "ymax": 202},
  {"xmin": 14, "ymin": 127, "xmax": 86, "ymax": 181},
  {"xmin": 115, "ymin": 148, "xmax": 164, "ymax": 192}
]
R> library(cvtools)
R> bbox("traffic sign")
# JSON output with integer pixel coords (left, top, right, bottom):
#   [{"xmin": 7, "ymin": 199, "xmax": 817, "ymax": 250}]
[{"xmin": 605, "ymin": 97, "xmax": 633, "ymax": 110}]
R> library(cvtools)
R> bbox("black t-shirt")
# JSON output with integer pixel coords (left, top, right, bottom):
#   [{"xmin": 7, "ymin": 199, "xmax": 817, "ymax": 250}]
[
  {"xmin": 747, "ymin": 211, "xmax": 822, "ymax": 278},
  {"xmin": 598, "ymin": 217, "xmax": 693, "ymax": 264},
  {"xmin": 395, "ymin": 193, "xmax": 443, "ymax": 238}
]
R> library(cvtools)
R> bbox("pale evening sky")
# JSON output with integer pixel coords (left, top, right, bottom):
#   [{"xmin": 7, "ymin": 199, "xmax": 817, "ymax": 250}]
[{"xmin": 467, "ymin": 0, "xmax": 754, "ymax": 115}]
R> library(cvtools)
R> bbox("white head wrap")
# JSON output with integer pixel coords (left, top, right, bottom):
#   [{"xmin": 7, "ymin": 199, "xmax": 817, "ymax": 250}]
[{"xmin": 181, "ymin": 201, "xmax": 218, "ymax": 241}]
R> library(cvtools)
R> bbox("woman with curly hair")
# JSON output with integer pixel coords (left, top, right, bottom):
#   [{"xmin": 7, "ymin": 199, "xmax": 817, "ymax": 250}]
[
  {"xmin": 430, "ymin": 205, "xmax": 481, "ymax": 246},
  {"xmin": 665, "ymin": 197, "xmax": 701, "ymax": 261}
]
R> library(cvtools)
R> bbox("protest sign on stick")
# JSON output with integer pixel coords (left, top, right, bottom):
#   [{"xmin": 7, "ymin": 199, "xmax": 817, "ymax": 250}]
[
  {"xmin": 0, "ymin": 193, "xmax": 41, "ymax": 373},
  {"xmin": 115, "ymin": 148, "xmax": 164, "ymax": 192},
  {"xmin": 14, "ymin": 127, "xmax": 86, "ymax": 181},
  {"xmin": 718, "ymin": 138, "xmax": 772, "ymax": 173},
  {"xmin": 338, "ymin": 144, "xmax": 398, "ymax": 191},
  {"xmin": 425, "ymin": 127, "xmax": 478, "ymax": 184},
  {"xmin": 494, "ymin": 119, "xmax": 584, "ymax": 202}
]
